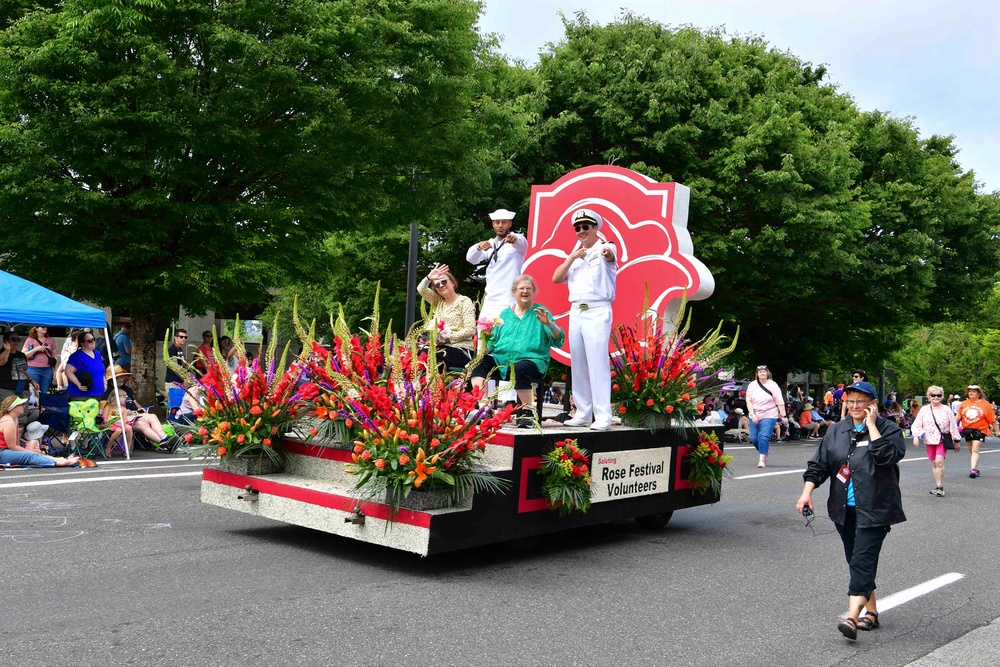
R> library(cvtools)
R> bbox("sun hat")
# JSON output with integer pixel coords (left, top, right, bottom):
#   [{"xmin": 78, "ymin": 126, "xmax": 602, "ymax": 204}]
[
  {"xmin": 803, "ymin": 402, "xmax": 814, "ymax": 410},
  {"xmin": 23, "ymin": 421, "xmax": 48, "ymax": 440},
  {"xmin": 967, "ymin": 384, "xmax": 981, "ymax": 391},
  {"xmin": 105, "ymin": 364, "xmax": 131, "ymax": 382}
]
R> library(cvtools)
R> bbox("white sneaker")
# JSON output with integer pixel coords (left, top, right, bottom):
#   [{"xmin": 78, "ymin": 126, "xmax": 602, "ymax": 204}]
[
  {"xmin": 564, "ymin": 416, "xmax": 592, "ymax": 427},
  {"xmin": 590, "ymin": 421, "xmax": 611, "ymax": 431}
]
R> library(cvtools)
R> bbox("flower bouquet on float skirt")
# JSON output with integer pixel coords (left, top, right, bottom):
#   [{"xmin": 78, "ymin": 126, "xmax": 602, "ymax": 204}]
[
  {"xmin": 610, "ymin": 293, "xmax": 738, "ymax": 430},
  {"xmin": 165, "ymin": 316, "xmax": 319, "ymax": 473},
  {"xmin": 294, "ymin": 290, "xmax": 514, "ymax": 516}
]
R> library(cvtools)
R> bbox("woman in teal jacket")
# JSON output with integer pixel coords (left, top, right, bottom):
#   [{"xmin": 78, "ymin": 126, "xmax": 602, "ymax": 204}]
[{"xmin": 471, "ymin": 275, "xmax": 564, "ymax": 426}]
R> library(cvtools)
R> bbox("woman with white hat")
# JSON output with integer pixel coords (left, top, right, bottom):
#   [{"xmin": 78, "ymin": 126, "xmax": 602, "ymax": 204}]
[{"xmin": 0, "ymin": 395, "xmax": 80, "ymax": 466}]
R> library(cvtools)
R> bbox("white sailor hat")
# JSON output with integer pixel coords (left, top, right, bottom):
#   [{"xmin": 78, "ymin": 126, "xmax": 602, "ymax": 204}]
[
  {"xmin": 488, "ymin": 208, "xmax": 516, "ymax": 221},
  {"xmin": 572, "ymin": 208, "xmax": 603, "ymax": 230}
]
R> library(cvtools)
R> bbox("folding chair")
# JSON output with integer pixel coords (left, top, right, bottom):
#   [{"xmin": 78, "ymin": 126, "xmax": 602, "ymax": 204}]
[{"xmin": 68, "ymin": 398, "xmax": 113, "ymax": 460}]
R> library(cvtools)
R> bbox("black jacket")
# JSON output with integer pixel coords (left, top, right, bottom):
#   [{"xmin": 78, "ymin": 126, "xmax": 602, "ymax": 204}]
[{"xmin": 803, "ymin": 415, "xmax": 906, "ymax": 528}]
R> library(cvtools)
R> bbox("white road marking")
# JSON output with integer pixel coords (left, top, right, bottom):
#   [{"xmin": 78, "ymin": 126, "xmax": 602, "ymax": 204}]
[
  {"xmin": 735, "ymin": 469, "xmax": 805, "ymax": 479},
  {"xmin": 735, "ymin": 447, "xmax": 997, "ymax": 480},
  {"xmin": 725, "ymin": 446, "xmax": 756, "ymax": 450},
  {"xmin": 0, "ymin": 471, "xmax": 204, "ymax": 489},
  {"xmin": 1, "ymin": 463, "xmax": 209, "ymax": 478},
  {"xmin": 850, "ymin": 573, "xmax": 965, "ymax": 617}
]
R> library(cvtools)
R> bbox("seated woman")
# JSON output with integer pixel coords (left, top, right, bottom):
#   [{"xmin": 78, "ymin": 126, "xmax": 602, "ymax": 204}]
[
  {"xmin": 0, "ymin": 396, "xmax": 80, "ymax": 467},
  {"xmin": 103, "ymin": 365, "xmax": 170, "ymax": 456},
  {"xmin": 417, "ymin": 263, "xmax": 477, "ymax": 372},
  {"xmin": 470, "ymin": 275, "xmax": 564, "ymax": 427}
]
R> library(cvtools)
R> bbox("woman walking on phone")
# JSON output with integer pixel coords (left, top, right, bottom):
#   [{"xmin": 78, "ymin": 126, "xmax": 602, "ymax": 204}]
[
  {"xmin": 910, "ymin": 385, "xmax": 961, "ymax": 497},
  {"xmin": 745, "ymin": 364, "xmax": 788, "ymax": 468},
  {"xmin": 796, "ymin": 380, "xmax": 905, "ymax": 640}
]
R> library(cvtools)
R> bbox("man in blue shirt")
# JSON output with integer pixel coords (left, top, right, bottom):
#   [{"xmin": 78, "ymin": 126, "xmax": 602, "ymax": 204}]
[{"xmin": 113, "ymin": 323, "xmax": 132, "ymax": 372}]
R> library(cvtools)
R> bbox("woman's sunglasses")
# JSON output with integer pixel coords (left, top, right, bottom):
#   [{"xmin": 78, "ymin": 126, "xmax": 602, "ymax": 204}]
[{"xmin": 433, "ymin": 280, "xmax": 449, "ymax": 289}]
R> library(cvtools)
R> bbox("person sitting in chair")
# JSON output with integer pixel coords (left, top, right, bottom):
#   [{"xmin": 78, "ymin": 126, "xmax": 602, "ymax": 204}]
[
  {"xmin": 103, "ymin": 365, "xmax": 170, "ymax": 455},
  {"xmin": 470, "ymin": 275, "xmax": 564, "ymax": 428}
]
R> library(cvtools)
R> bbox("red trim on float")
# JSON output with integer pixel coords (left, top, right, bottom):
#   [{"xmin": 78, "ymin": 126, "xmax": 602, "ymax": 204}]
[
  {"xmin": 283, "ymin": 439, "xmax": 353, "ymax": 462},
  {"xmin": 673, "ymin": 445, "xmax": 690, "ymax": 491},
  {"xmin": 517, "ymin": 456, "xmax": 550, "ymax": 513},
  {"xmin": 203, "ymin": 468, "xmax": 432, "ymax": 528},
  {"xmin": 491, "ymin": 432, "xmax": 515, "ymax": 447}
]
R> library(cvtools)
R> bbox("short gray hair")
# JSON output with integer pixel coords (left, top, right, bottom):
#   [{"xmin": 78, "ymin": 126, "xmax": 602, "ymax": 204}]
[{"xmin": 510, "ymin": 274, "xmax": 537, "ymax": 293}]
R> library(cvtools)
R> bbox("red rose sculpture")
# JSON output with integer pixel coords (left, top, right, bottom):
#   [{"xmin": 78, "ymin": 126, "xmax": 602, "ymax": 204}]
[{"xmin": 522, "ymin": 165, "xmax": 715, "ymax": 365}]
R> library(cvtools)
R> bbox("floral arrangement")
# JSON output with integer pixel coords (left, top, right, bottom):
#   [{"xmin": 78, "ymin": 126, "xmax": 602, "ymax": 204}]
[
  {"xmin": 538, "ymin": 438, "xmax": 593, "ymax": 516},
  {"xmin": 166, "ymin": 316, "xmax": 318, "ymax": 466},
  {"xmin": 610, "ymin": 296, "xmax": 738, "ymax": 429},
  {"xmin": 475, "ymin": 315, "xmax": 501, "ymax": 347},
  {"xmin": 295, "ymin": 291, "xmax": 514, "ymax": 514},
  {"xmin": 686, "ymin": 431, "xmax": 733, "ymax": 495}
]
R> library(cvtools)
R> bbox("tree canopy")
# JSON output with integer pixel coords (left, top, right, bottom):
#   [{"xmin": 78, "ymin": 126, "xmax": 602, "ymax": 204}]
[
  {"xmin": 0, "ymin": 0, "xmax": 489, "ymax": 400},
  {"xmin": 507, "ymin": 13, "xmax": 1000, "ymax": 379}
]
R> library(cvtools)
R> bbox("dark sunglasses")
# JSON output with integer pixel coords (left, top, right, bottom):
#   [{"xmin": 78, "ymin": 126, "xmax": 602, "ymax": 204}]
[
  {"xmin": 572, "ymin": 223, "xmax": 593, "ymax": 231},
  {"xmin": 928, "ymin": 393, "xmax": 943, "ymax": 398},
  {"xmin": 177, "ymin": 335, "xmax": 188, "ymax": 339},
  {"xmin": 10, "ymin": 337, "xmax": 21, "ymax": 342},
  {"xmin": 84, "ymin": 338, "xmax": 96, "ymax": 343},
  {"xmin": 433, "ymin": 280, "xmax": 449, "ymax": 289},
  {"xmin": 852, "ymin": 374, "xmax": 862, "ymax": 378}
]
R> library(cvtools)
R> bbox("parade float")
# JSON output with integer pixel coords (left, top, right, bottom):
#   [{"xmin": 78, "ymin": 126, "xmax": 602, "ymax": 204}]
[{"xmin": 191, "ymin": 166, "xmax": 737, "ymax": 555}]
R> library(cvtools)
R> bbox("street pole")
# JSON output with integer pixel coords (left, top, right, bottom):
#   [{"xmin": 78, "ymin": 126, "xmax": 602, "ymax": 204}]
[{"xmin": 404, "ymin": 219, "xmax": 418, "ymax": 334}]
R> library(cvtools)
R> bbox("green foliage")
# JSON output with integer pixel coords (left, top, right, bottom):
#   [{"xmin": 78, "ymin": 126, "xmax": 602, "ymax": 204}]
[
  {"xmin": 889, "ymin": 285, "xmax": 1000, "ymax": 399},
  {"xmin": 504, "ymin": 13, "xmax": 1000, "ymax": 379},
  {"xmin": 0, "ymin": 0, "xmax": 487, "ymax": 316}
]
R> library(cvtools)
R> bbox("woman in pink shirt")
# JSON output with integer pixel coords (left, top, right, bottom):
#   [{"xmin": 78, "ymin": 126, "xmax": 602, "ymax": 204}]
[
  {"xmin": 21, "ymin": 325, "xmax": 57, "ymax": 394},
  {"xmin": 746, "ymin": 365, "xmax": 788, "ymax": 468},
  {"xmin": 911, "ymin": 385, "xmax": 962, "ymax": 497}
]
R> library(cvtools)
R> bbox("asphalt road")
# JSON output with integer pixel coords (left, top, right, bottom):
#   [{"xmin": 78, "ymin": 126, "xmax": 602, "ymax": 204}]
[{"xmin": 1, "ymin": 438, "xmax": 997, "ymax": 667}]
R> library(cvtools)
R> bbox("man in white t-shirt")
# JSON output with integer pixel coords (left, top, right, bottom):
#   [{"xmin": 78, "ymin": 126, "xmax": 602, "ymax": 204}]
[
  {"xmin": 552, "ymin": 208, "xmax": 617, "ymax": 430},
  {"xmin": 466, "ymin": 208, "xmax": 527, "ymax": 320}
]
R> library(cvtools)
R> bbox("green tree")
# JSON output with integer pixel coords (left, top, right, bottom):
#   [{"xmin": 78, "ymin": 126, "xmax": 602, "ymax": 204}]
[
  {"xmin": 510, "ymin": 13, "xmax": 1000, "ymax": 382},
  {"xmin": 0, "ymin": 0, "xmax": 487, "ymax": 402}
]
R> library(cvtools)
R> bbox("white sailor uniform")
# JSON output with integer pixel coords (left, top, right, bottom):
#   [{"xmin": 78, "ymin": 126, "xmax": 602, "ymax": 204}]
[
  {"xmin": 466, "ymin": 234, "xmax": 527, "ymax": 319},
  {"xmin": 564, "ymin": 240, "xmax": 617, "ymax": 427}
]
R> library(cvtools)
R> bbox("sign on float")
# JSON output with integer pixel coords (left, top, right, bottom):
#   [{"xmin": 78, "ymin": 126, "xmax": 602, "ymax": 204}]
[{"xmin": 590, "ymin": 448, "xmax": 671, "ymax": 503}]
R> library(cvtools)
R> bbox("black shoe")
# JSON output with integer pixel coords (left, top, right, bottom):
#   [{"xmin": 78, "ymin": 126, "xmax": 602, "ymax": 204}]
[{"xmin": 516, "ymin": 416, "xmax": 534, "ymax": 428}]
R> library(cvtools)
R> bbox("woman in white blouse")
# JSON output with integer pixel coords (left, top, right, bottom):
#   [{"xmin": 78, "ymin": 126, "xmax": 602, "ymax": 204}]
[{"xmin": 910, "ymin": 385, "xmax": 961, "ymax": 497}]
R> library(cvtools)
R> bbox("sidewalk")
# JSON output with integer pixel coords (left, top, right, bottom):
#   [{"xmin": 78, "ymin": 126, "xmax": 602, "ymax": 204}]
[{"xmin": 906, "ymin": 616, "xmax": 1000, "ymax": 666}]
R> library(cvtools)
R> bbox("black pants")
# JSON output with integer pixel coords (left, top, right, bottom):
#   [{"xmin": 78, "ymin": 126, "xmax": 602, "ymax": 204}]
[
  {"xmin": 435, "ymin": 345, "xmax": 473, "ymax": 371},
  {"xmin": 471, "ymin": 356, "xmax": 542, "ymax": 390},
  {"xmin": 835, "ymin": 507, "xmax": 891, "ymax": 599}
]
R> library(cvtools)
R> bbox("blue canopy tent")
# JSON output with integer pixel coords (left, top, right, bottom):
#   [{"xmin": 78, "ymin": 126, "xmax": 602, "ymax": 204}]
[
  {"xmin": 0, "ymin": 270, "xmax": 107, "ymax": 329},
  {"xmin": 0, "ymin": 270, "xmax": 130, "ymax": 458}
]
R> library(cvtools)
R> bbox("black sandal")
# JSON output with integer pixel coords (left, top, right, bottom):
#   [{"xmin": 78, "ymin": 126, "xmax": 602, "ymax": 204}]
[
  {"xmin": 837, "ymin": 616, "xmax": 858, "ymax": 640},
  {"xmin": 856, "ymin": 611, "xmax": 879, "ymax": 630}
]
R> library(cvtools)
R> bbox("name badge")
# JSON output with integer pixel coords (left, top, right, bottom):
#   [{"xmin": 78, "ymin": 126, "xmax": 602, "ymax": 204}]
[{"xmin": 836, "ymin": 464, "xmax": 852, "ymax": 483}]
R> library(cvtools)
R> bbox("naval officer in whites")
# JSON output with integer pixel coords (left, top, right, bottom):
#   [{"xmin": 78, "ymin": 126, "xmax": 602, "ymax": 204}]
[
  {"xmin": 466, "ymin": 208, "xmax": 528, "ymax": 319},
  {"xmin": 552, "ymin": 208, "xmax": 617, "ymax": 430}
]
